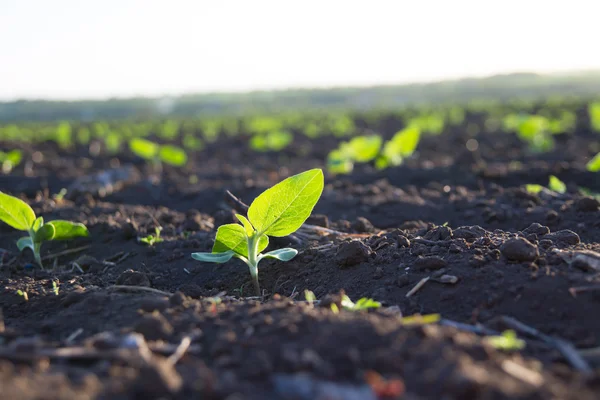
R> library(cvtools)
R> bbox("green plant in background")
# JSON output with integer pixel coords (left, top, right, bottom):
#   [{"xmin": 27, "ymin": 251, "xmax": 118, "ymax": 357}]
[
  {"xmin": 485, "ymin": 330, "xmax": 525, "ymax": 351},
  {"xmin": 249, "ymin": 130, "xmax": 293, "ymax": 152},
  {"xmin": 183, "ymin": 134, "xmax": 204, "ymax": 151},
  {"xmin": 589, "ymin": 102, "xmax": 600, "ymax": 131},
  {"xmin": 55, "ymin": 121, "xmax": 73, "ymax": 149},
  {"xmin": 376, "ymin": 126, "xmax": 421, "ymax": 169},
  {"xmin": 129, "ymin": 138, "xmax": 188, "ymax": 169},
  {"xmin": 0, "ymin": 191, "xmax": 89, "ymax": 268},
  {"xmin": 192, "ymin": 169, "xmax": 324, "ymax": 296},
  {"xmin": 525, "ymin": 175, "xmax": 566, "ymax": 194},
  {"xmin": 340, "ymin": 294, "xmax": 381, "ymax": 311},
  {"xmin": 587, "ymin": 152, "xmax": 600, "ymax": 172},
  {"xmin": 327, "ymin": 135, "xmax": 382, "ymax": 174},
  {"xmin": 512, "ymin": 114, "xmax": 554, "ymax": 152},
  {"xmin": 139, "ymin": 227, "xmax": 164, "ymax": 246},
  {"xmin": 0, "ymin": 149, "xmax": 23, "ymax": 174}
]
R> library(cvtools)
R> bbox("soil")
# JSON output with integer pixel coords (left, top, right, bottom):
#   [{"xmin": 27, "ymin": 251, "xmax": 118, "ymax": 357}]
[{"xmin": 1, "ymin": 117, "xmax": 600, "ymax": 399}]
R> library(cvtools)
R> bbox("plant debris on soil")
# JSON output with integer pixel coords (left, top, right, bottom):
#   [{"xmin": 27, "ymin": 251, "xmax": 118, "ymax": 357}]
[{"xmin": 2, "ymin": 112, "xmax": 600, "ymax": 399}]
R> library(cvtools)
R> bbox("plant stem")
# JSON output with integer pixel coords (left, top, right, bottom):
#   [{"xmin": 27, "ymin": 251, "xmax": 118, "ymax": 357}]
[
  {"xmin": 247, "ymin": 235, "xmax": 261, "ymax": 296},
  {"xmin": 33, "ymin": 242, "xmax": 43, "ymax": 269}
]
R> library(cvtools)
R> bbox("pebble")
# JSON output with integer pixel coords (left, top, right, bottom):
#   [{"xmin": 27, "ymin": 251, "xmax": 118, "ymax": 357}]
[
  {"xmin": 523, "ymin": 223, "xmax": 550, "ymax": 236},
  {"xmin": 575, "ymin": 197, "xmax": 600, "ymax": 212},
  {"xmin": 500, "ymin": 238, "xmax": 539, "ymax": 262},
  {"xmin": 116, "ymin": 270, "xmax": 151, "ymax": 287},
  {"xmin": 414, "ymin": 256, "xmax": 448, "ymax": 270},
  {"xmin": 453, "ymin": 225, "xmax": 486, "ymax": 240},
  {"xmin": 352, "ymin": 217, "xmax": 375, "ymax": 233},
  {"xmin": 545, "ymin": 230, "xmax": 580, "ymax": 246},
  {"xmin": 335, "ymin": 241, "xmax": 372, "ymax": 268}
]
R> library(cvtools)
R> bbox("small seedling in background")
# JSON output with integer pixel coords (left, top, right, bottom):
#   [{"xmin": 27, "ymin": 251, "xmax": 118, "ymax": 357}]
[
  {"xmin": 340, "ymin": 294, "xmax": 382, "ymax": 311},
  {"xmin": 53, "ymin": 188, "xmax": 68, "ymax": 203},
  {"xmin": 129, "ymin": 138, "xmax": 188, "ymax": 172},
  {"xmin": 139, "ymin": 227, "xmax": 164, "ymax": 246},
  {"xmin": 0, "ymin": 149, "xmax": 23, "ymax": 174},
  {"xmin": 0, "ymin": 191, "xmax": 89, "ymax": 268},
  {"xmin": 400, "ymin": 313, "xmax": 441, "ymax": 326},
  {"xmin": 586, "ymin": 152, "xmax": 600, "ymax": 172},
  {"xmin": 192, "ymin": 169, "xmax": 324, "ymax": 296},
  {"xmin": 52, "ymin": 281, "xmax": 59, "ymax": 296},
  {"xmin": 250, "ymin": 130, "xmax": 293, "ymax": 152},
  {"xmin": 304, "ymin": 289, "xmax": 317, "ymax": 304},
  {"xmin": 376, "ymin": 126, "xmax": 421, "ymax": 169},
  {"xmin": 485, "ymin": 330, "xmax": 526, "ymax": 351},
  {"xmin": 525, "ymin": 175, "xmax": 566, "ymax": 195},
  {"xmin": 16, "ymin": 290, "xmax": 28, "ymax": 301}
]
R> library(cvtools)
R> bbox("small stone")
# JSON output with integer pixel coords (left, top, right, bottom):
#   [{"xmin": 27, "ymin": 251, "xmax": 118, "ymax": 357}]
[
  {"xmin": 134, "ymin": 312, "xmax": 174, "ymax": 341},
  {"xmin": 453, "ymin": 226, "xmax": 486, "ymax": 240},
  {"xmin": 414, "ymin": 256, "xmax": 447, "ymax": 270},
  {"xmin": 177, "ymin": 283, "xmax": 203, "ymax": 298},
  {"xmin": 169, "ymin": 291, "xmax": 187, "ymax": 307},
  {"xmin": 545, "ymin": 230, "xmax": 580, "ymax": 246},
  {"xmin": 449, "ymin": 244, "xmax": 462, "ymax": 253},
  {"xmin": 500, "ymin": 238, "xmax": 539, "ymax": 262},
  {"xmin": 396, "ymin": 275, "xmax": 410, "ymax": 288},
  {"xmin": 373, "ymin": 267, "xmax": 384, "ymax": 279},
  {"xmin": 575, "ymin": 197, "xmax": 600, "ymax": 212},
  {"xmin": 352, "ymin": 217, "xmax": 375, "ymax": 233},
  {"xmin": 424, "ymin": 226, "xmax": 453, "ymax": 241},
  {"xmin": 523, "ymin": 223, "xmax": 550, "ymax": 236},
  {"xmin": 335, "ymin": 241, "xmax": 372, "ymax": 268},
  {"xmin": 306, "ymin": 214, "xmax": 330, "ymax": 228},
  {"xmin": 139, "ymin": 296, "xmax": 169, "ymax": 312},
  {"xmin": 396, "ymin": 235, "xmax": 410, "ymax": 248},
  {"xmin": 116, "ymin": 270, "xmax": 150, "ymax": 287},
  {"xmin": 545, "ymin": 210, "xmax": 560, "ymax": 224}
]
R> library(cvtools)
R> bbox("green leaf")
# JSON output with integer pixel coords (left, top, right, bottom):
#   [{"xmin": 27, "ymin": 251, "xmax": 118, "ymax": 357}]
[
  {"xmin": 586, "ymin": 152, "xmax": 600, "ymax": 172},
  {"xmin": 32, "ymin": 217, "xmax": 44, "ymax": 232},
  {"xmin": 260, "ymin": 248, "xmax": 298, "ymax": 261},
  {"xmin": 129, "ymin": 138, "xmax": 159, "ymax": 160},
  {"xmin": 191, "ymin": 250, "xmax": 236, "ymax": 263},
  {"xmin": 525, "ymin": 184, "xmax": 544, "ymax": 194},
  {"xmin": 212, "ymin": 224, "xmax": 268, "ymax": 257},
  {"xmin": 159, "ymin": 145, "xmax": 188, "ymax": 167},
  {"xmin": 248, "ymin": 169, "xmax": 324, "ymax": 237},
  {"xmin": 235, "ymin": 214, "xmax": 255, "ymax": 236},
  {"xmin": 16, "ymin": 236, "xmax": 34, "ymax": 252},
  {"xmin": 0, "ymin": 191, "xmax": 36, "ymax": 231},
  {"xmin": 34, "ymin": 223, "xmax": 56, "ymax": 242},
  {"xmin": 46, "ymin": 220, "xmax": 89, "ymax": 240},
  {"xmin": 548, "ymin": 175, "xmax": 566, "ymax": 194},
  {"xmin": 485, "ymin": 330, "xmax": 526, "ymax": 351}
]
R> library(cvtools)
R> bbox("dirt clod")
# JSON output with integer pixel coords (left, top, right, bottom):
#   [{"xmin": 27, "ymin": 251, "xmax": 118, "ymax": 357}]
[
  {"xmin": 414, "ymin": 256, "xmax": 448, "ymax": 270},
  {"xmin": 335, "ymin": 241, "xmax": 372, "ymax": 267},
  {"xmin": 500, "ymin": 238, "xmax": 539, "ymax": 262}
]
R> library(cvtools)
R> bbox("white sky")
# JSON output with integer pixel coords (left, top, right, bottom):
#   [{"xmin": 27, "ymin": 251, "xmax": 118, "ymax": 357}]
[{"xmin": 0, "ymin": 0, "xmax": 598, "ymax": 100}]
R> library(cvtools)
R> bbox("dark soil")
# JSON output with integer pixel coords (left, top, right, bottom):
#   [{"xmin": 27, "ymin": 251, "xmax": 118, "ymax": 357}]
[{"xmin": 1, "ymin": 120, "xmax": 600, "ymax": 399}]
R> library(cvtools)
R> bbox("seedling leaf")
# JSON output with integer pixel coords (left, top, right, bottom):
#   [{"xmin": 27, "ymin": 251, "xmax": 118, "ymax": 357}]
[
  {"xmin": 0, "ymin": 191, "xmax": 36, "ymax": 231},
  {"xmin": 260, "ymin": 248, "xmax": 298, "ymax": 261},
  {"xmin": 47, "ymin": 220, "xmax": 89, "ymax": 240},
  {"xmin": 34, "ymin": 223, "xmax": 56, "ymax": 242},
  {"xmin": 548, "ymin": 175, "xmax": 566, "ymax": 194},
  {"xmin": 32, "ymin": 217, "xmax": 44, "ymax": 232},
  {"xmin": 248, "ymin": 169, "xmax": 324, "ymax": 237},
  {"xmin": 130, "ymin": 138, "xmax": 159, "ymax": 160},
  {"xmin": 159, "ymin": 145, "xmax": 188, "ymax": 166},
  {"xmin": 586, "ymin": 152, "xmax": 600, "ymax": 172},
  {"xmin": 192, "ymin": 250, "xmax": 236, "ymax": 263},
  {"xmin": 17, "ymin": 236, "xmax": 34, "ymax": 252},
  {"xmin": 485, "ymin": 330, "xmax": 526, "ymax": 351},
  {"xmin": 525, "ymin": 184, "xmax": 544, "ymax": 194},
  {"xmin": 213, "ymin": 224, "xmax": 268, "ymax": 257},
  {"xmin": 236, "ymin": 214, "xmax": 255, "ymax": 235}
]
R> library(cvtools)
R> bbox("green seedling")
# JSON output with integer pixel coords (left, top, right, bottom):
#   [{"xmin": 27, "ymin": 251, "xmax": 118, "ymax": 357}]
[
  {"xmin": 53, "ymin": 188, "xmax": 68, "ymax": 202},
  {"xmin": 400, "ymin": 313, "xmax": 441, "ymax": 326},
  {"xmin": 129, "ymin": 138, "xmax": 188, "ymax": 170},
  {"xmin": 340, "ymin": 294, "xmax": 381, "ymax": 311},
  {"xmin": 249, "ymin": 130, "xmax": 293, "ymax": 152},
  {"xmin": 376, "ymin": 126, "xmax": 421, "ymax": 169},
  {"xmin": 139, "ymin": 227, "xmax": 164, "ymax": 246},
  {"xmin": 16, "ymin": 290, "xmax": 28, "ymax": 301},
  {"xmin": 525, "ymin": 175, "xmax": 566, "ymax": 195},
  {"xmin": 192, "ymin": 169, "xmax": 324, "ymax": 296},
  {"xmin": 52, "ymin": 281, "xmax": 59, "ymax": 296},
  {"xmin": 327, "ymin": 135, "xmax": 382, "ymax": 174},
  {"xmin": 587, "ymin": 152, "xmax": 600, "ymax": 172},
  {"xmin": 589, "ymin": 102, "xmax": 600, "ymax": 132},
  {"xmin": 485, "ymin": 330, "xmax": 525, "ymax": 351},
  {"xmin": 304, "ymin": 289, "xmax": 317, "ymax": 304},
  {"xmin": 0, "ymin": 149, "xmax": 23, "ymax": 174},
  {"xmin": 0, "ymin": 191, "xmax": 89, "ymax": 268}
]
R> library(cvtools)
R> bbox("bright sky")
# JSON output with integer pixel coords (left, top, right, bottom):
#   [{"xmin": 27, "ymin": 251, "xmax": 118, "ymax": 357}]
[{"xmin": 1, "ymin": 0, "xmax": 598, "ymax": 100}]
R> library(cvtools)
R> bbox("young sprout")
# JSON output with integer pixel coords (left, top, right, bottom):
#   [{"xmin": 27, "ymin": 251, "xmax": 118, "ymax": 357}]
[
  {"xmin": 52, "ymin": 281, "xmax": 59, "ymax": 296},
  {"xmin": 340, "ymin": 294, "xmax": 382, "ymax": 311},
  {"xmin": 586, "ymin": 152, "xmax": 600, "ymax": 172},
  {"xmin": 485, "ymin": 330, "xmax": 526, "ymax": 351},
  {"xmin": 139, "ymin": 227, "xmax": 164, "ymax": 246},
  {"xmin": 400, "ymin": 313, "xmax": 441, "ymax": 326},
  {"xmin": 0, "ymin": 191, "xmax": 89, "ymax": 268},
  {"xmin": 192, "ymin": 169, "xmax": 324, "ymax": 296},
  {"xmin": 525, "ymin": 175, "xmax": 566, "ymax": 195},
  {"xmin": 16, "ymin": 290, "xmax": 29, "ymax": 301},
  {"xmin": 0, "ymin": 149, "xmax": 23, "ymax": 174},
  {"xmin": 129, "ymin": 138, "xmax": 188, "ymax": 172}
]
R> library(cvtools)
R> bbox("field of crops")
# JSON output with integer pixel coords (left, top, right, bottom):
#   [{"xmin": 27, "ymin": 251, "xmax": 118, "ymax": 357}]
[{"xmin": 1, "ymin": 96, "xmax": 600, "ymax": 399}]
